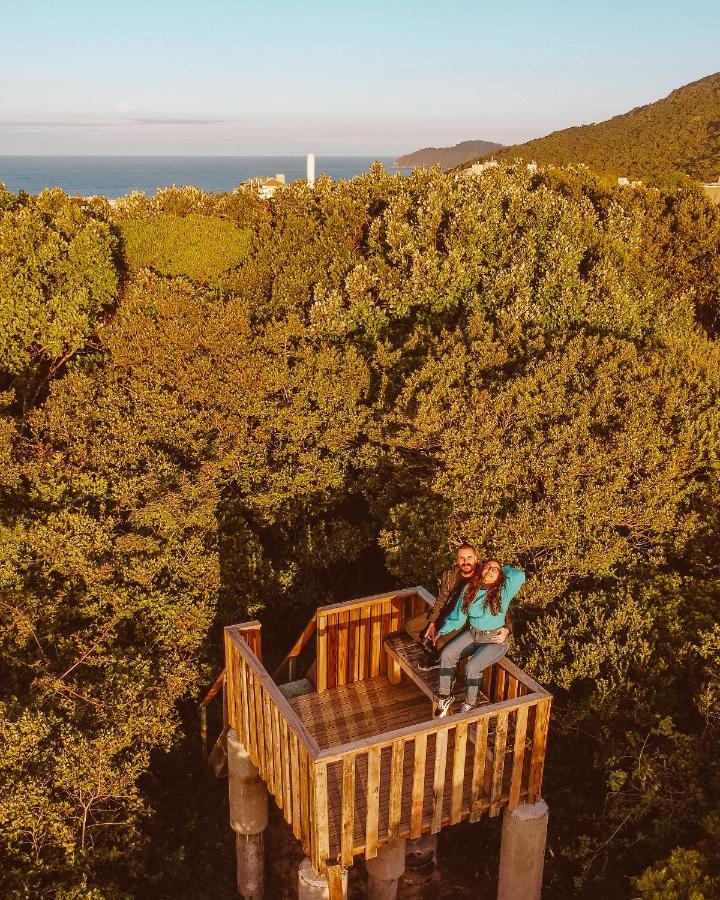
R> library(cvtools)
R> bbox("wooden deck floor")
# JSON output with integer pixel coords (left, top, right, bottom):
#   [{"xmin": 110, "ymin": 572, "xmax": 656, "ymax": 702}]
[
  {"xmin": 289, "ymin": 675, "xmax": 520, "ymax": 860},
  {"xmin": 289, "ymin": 675, "xmax": 432, "ymax": 749}
]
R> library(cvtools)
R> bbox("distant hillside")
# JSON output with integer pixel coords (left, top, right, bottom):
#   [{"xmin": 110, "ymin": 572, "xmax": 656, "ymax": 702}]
[
  {"xmin": 395, "ymin": 139, "xmax": 503, "ymax": 171},
  {"xmin": 460, "ymin": 72, "xmax": 720, "ymax": 182}
]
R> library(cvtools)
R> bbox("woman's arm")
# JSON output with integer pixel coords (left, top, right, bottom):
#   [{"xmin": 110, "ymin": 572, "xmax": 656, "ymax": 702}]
[{"xmin": 501, "ymin": 566, "xmax": 526, "ymax": 605}]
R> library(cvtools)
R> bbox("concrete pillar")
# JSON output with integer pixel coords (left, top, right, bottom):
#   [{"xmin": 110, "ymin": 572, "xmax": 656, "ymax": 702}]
[
  {"xmin": 497, "ymin": 799, "xmax": 548, "ymax": 900},
  {"xmin": 365, "ymin": 840, "xmax": 406, "ymax": 900},
  {"xmin": 227, "ymin": 729, "xmax": 268, "ymax": 900},
  {"xmin": 298, "ymin": 858, "xmax": 348, "ymax": 899},
  {"xmin": 404, "ymin": 833, "xmax": 437, "ymax": 884}
]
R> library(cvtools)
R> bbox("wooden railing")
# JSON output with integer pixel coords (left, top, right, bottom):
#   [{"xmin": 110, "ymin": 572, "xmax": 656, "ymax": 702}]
[
  {"xmin": 312, "ymin": 659, "xmax": 551, "ymax": 867},
  {"xmin": 315, "ymin": 587, "xmax": 434, "ymax": 692},
  {"xmin": 225, "ymin": 623, "xmax": 321, "ymax": 858},
  {"xmin": 272, "ymin": 613, "xmax": 317, "ymax": 684}
]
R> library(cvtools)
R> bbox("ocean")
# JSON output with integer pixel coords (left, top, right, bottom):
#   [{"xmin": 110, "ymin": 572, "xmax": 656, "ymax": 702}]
[{"xmin": 0, "ymin": 156, "xmax": 398, "ymax": 199}]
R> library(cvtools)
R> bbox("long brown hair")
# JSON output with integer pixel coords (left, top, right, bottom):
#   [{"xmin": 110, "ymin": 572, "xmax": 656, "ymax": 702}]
[{"xmin": 462, "ymin": 559, "xmax": 505, "ymax": 616}]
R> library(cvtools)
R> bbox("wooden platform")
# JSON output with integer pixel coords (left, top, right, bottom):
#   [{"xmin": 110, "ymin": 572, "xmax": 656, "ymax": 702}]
[{"xmin": 223, "ymin": 587, "xmax": 552, "ymax": 886}]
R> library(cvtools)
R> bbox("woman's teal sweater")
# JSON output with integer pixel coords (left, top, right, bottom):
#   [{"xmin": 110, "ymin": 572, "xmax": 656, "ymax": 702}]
[{"xmin": 437, "ymin": 566, "xmax": 526, "ymax": 635}]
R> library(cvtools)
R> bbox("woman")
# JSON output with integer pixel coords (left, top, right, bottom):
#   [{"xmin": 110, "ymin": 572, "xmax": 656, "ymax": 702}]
[{"xmin": 432, "ymin": 559, "xmax": 526, "ymax": 718}]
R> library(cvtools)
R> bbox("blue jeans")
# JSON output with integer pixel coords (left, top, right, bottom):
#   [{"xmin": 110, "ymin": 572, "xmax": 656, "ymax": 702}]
[{"xmin": 438, "ymin": 629, "xmax": 509, "ymax": 705}]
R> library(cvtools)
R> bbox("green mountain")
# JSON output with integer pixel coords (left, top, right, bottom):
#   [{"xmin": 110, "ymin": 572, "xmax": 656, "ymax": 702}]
[
  {"xmin": 461, "ymin": 72, "xmax": 720, "ymax": 182},
  {"xmin": 394, "ymin": 139, "xmax": 503, "ymax": 171}
]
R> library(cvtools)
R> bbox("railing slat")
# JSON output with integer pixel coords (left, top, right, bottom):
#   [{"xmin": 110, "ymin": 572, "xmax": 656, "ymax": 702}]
[
  {"xmin": 431, "ymin": 729, "xmax": 448, "ymax": 833},
  {"xmin": 356, "ymin": 607, "xmax": 368, "ymax": 680},
  {"xmin": 317, "ymin": 614, "xmax": 328, "ymax": 693},
  {"xmin": 509, "ymin": 705, "xmax": 529, "ymax": 809},
  {"xmin": 253, "ymin": 673, "xmax": 265, "ymax": 780},
  {"xmin": 272, "ymin": 704, "xmax": 283, "ymax": 808},
  {"xmin": 337, "ymin": 610, "xmax": 349, "ymax": 687},
  {"xmin": 327, "ymin": 865, "xmax": 344, "ymax": 900},
  {"xmin": 388, "ymin": 739, "xmax": 405, "ymax": 845},
  {"xmin": 490, "ymin": 711, "xmax": 508, "ymax": 816},
  {"xmin": 527, "ymin": 698, "xmax": 551, "ymax": 802},
  {"xmin": 364, "ymin": 747, "xmax": 381, "ymax": 859},
  {"xmin": 495, "ymin": 668, "xmax": 507, "ymax": 702},
  {"xmin": 369, "ymin": 605, "xmax": 382, "ymax": 678},
  {"xmin": 246, "ymin": 667, "xmax": 257, "ymax": 763},
  {"xmin": 470, "ymin": 716, "xmax": 489, "ymax": 822},
  {"xmin": 281, "ymin": 716, "xmax": 292, "ymax": 816},
  {"xmin": 341, "ymin": 754, "xmax": 356, "ymax": 867},
  {"xmin": 314, "ymin": 761, "xmax": 330, "ymax": 872},
  {"xmin": 290, "ymin": 732, "xmax": 302, "ymax": 840},
  {"xmin": 300, "ymin": 744, "xmax": 311, "ymax": 855},
  {"xmin": 450, "ymin": 722, "xmax": 468, "ymax": 824},
  {"xmin": 348, "ymin": 606, "xmax": 360, "ymax": 681},
  {"xmin": 263, "ymin": 690, "xmax": 274, "ymax": 795},
  {"xmin": 241, "ymin": 660, "xmax": 251, "ymax": 754},
  {"xmin": 410, "ymin": 733, "xmax": 427, "ymax": 838}
]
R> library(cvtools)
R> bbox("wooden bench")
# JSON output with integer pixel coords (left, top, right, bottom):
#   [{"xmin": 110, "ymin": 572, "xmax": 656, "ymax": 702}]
[{"xmin": 384, "ymin": 631, "xmax": 491, "ymax": 713}]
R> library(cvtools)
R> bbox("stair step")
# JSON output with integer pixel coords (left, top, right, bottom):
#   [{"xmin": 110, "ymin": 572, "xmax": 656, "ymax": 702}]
[{"xmin": 278, "ymin": 678, "xmax": 314, "ymax": 700}]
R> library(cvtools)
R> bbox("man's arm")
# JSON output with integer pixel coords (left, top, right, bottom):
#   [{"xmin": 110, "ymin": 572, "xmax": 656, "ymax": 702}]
[{"xmin": 427, "ymin": 566, "xmax": 460, "ymax": 624}]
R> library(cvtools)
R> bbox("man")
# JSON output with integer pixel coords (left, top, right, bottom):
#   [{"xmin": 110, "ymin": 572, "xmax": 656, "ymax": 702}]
[{"xmin": 405, "ymin": 544, "xmax": 510, "ymax": 671}]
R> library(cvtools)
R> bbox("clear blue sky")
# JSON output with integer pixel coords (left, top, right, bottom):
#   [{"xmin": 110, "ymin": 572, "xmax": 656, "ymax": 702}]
[{"xmin": 1, "ymin": 0, "xmax": 718, "ymax": 155}]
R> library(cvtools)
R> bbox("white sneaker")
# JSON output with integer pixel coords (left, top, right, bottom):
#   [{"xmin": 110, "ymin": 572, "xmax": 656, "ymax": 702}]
[
  {"xmin": 459, "ymin": 701, "xmax": 475, "ymax": 714},
  {"xmin": 433, "ymin": 694, "xmax": 455, "ymax": 719}
]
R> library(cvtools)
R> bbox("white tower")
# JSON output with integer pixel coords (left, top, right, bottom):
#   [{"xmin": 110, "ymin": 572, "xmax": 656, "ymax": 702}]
[{"xmin": 306, "ymin": 153, "xmax": 315, "ymax": 188}]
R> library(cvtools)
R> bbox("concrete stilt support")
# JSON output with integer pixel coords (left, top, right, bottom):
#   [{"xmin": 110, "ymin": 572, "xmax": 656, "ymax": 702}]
[
  {"xmin": 366, "ymin": 840, "xmax": 407, "ymax": 900},
  {"xmin": 404, "ymin": 833, "xmax": 437, "ymax": 884},
  {"xmin": 298, "ymin": 858, "xmax": 348, "ymax": 899},
  {"xmin": 497, "ymin": 799, "xmax": 549, "ymax": 900},
  {"xmin": 227, "ymin": 729, "xmax": 268, "ymax": 900}
]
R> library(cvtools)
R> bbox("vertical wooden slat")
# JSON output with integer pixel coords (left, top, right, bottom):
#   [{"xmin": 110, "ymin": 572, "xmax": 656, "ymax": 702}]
[
  {"xmin": 337, "ymin": 610, "xmax": 349, "ymax": 687},
  {"xmin": 508, "ymin": 705, "xmax": 529, "ymax": 809},
  {"xmin": 281, "ymin": 716, "xmax": 292, "ymax": 819},
  {"xmin": 225, "ymin": 647, "xmax": 235, "ymax": 734},
  {"xmin": 356, "ymin": 608, "xmax": 368, "ymax": 681},
  {"xmin": 348, "ymin": 606, "xmax": 360, "ymax": 683},
  {"xmin": 388, "ymin": 739, "xmax": 405, "ymax": 845},
  {"xmin": 495, "ymin": 668, "xmax": 506, "ymax": 702},
  {"xmin": 300, "ymin": 744, "xmax": 311, "ymax": 855},
  {"xmin": 253, "ymin": 675, "xmax": 266, "ymax": 781},
  {"xmin": 450, "ymin": 722, "xmax": 468, "ymax": 824},
  {"xmin": 431, "ymin": 729, "xmax": 449, "ymax": 833},
  {"xmin": 527, "ymin": 699, "xmax": 551, "ymax": 802},
  {"xmin": 315, "ymin": 762, "xmax": 330, "ymax": 873},
  {"xmin": 378, "ymin": 600, "xmax": 392, "ymax": 675},
  {"xmin": 507, "ymin": 674, "xmax": 518, "ymax": 700},
  {"xmin": 245, "ymin": 667, "xmax": 257, "ymax": 763},
  {"xmin": 263, "ymin": 689, "xmax": 273, "ymax": 788},
  {"xmin": 327, "ymin": 865, "xmax": 344, "ymax": 900},
  {"xmin": 370, "ymin": 605, "xmax": 382, "ymax": 677},
  {"xmin": 272, "ymin": 704, "xmax": 283, "ymax": 807},
  {"xmin": 238, "ymin": 658, "xmax": 250, "ymax": 750},
  {"xmin": 317, "ymin": 614, "xmax": 328, "ymax": 693},
  {"xmin": 290, "ymin": 732, "xmax": 302, "ymax": 840},
  {"xmin": 327, "ymin": 614, "xmax": 339, "ymax": 691},
  {"xmin": 309, "ymin": 759, "xmax": 319, "ymax": 872},
  {"xmin": 481, "ymin": 665, "xmax": 492, "ymax": 700},
  {"xmin": 341, "ymin": 754, "xmax": 356, "ymax": 866},
  {"xmin": 410, "ymin": 733, "xmax": 427, "ymax": 838},
  {"xmin": 489, "ymin": 710, "xmax": 508, "ymax": 816},
  {"xmin": 470, "ymin": 715, "xmax": 489, "ymax": 822},
  {"xmin": 365, "ymin": 747, "xmax": 381, "ymax": 859}
]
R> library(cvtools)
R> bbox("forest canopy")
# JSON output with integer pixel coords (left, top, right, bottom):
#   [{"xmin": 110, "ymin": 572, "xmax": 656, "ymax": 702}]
[{"xmin": 1, "ymin": 165, "xmax": 719, "ymax": 898}]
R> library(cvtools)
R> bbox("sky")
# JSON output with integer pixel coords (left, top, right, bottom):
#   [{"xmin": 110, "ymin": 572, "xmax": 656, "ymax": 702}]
[{"xmin": 1, "ymin": 0, "xmax": 719, "ymax": 156}]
